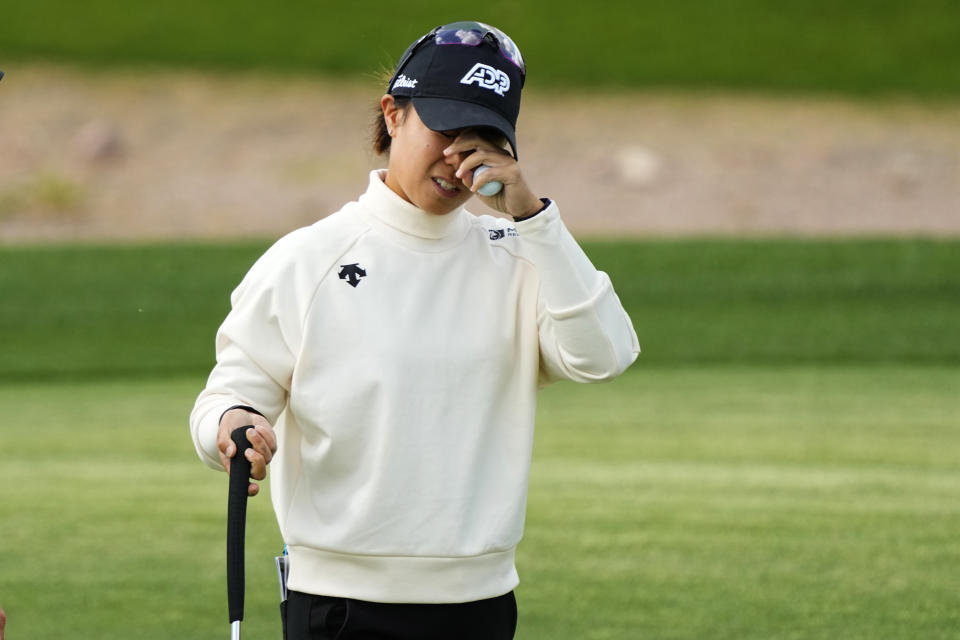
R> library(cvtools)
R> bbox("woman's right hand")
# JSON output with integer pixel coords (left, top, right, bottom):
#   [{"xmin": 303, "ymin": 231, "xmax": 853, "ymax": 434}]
[{"xmin": 218, "ymin": 408, "xmax": 277, "ymax": 497}]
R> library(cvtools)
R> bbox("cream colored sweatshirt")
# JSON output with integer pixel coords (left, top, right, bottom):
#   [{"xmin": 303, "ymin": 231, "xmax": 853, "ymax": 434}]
[{"xmin": 190, "ymin": 170, "xmax": 639, "ymax": 604}]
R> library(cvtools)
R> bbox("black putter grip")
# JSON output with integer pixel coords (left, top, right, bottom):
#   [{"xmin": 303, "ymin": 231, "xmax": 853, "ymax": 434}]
[{"xmin": 227, "ymin": 426, "xmax": 254, "ymax": 624}]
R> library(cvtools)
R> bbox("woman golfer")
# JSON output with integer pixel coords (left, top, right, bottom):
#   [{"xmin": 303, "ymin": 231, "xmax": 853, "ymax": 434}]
[{"xmin": 191, "ymin": 20, "xmax": 639, "ymax": 639}]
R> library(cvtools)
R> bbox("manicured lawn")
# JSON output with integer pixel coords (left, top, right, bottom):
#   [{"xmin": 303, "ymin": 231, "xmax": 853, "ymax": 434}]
[
  {"xmin": 2, "ymin": 238, "xmax": 958, "ymax": 381},
  {"xmin": 1, "ymin": 237, "xmax": 956, "ymax": 636},
  {"xmin": 1, "ymin": 365, "xmax": 958, "ymax": 638}
]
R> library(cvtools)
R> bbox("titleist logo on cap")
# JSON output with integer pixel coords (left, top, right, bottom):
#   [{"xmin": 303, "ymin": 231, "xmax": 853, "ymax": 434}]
[
  {"xmin": 460, "ymin": 63, "xmax": 510, "ymax": 97},
  {"xmin": 393, "ymin": 74, "xmax": 419, "ymax": 90}
]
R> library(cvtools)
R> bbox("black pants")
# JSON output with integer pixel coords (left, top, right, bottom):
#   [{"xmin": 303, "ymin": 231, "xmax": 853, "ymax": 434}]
[{"xmin": 284, "ymin": 590, "xmax": 517, "ymax": 640}]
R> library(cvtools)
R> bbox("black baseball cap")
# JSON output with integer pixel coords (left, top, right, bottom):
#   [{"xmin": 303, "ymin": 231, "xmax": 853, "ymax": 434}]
[{"xmin": 388, "ymin": 22, "xmax": 526, "ymax": 157}]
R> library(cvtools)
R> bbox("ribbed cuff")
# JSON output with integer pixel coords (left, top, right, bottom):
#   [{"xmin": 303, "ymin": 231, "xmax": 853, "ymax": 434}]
[
  {"xmin": 286, "ymin": 545, "xmax": 519, "ymax": 604},
  {"xmin": 219, "ymin": 404, "xmax": 265, "ymax": 426},
  {"xmin": 512, "ymin": 198, "xmax": 552, "ymax": 222}
]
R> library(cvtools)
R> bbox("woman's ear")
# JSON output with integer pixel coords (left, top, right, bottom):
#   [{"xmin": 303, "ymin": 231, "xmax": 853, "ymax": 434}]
[{"xmin": 381, "ymin": 94, "xmax": 401, "ymax": 136}]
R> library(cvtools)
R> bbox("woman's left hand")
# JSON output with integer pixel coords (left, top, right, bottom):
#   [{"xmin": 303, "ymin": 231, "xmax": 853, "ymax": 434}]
[{"xmin": 444, "ymin": 133, "xmax": 543, "ymax": 219}]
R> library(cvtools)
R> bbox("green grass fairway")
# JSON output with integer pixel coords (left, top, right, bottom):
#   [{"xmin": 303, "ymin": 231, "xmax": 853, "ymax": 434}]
[
  {"xmin": 1, "ymin": 366, "xmax": 958, "ymax": 638},
  {"xmin": 1, "ymin": 238, "xmax": 957, "ymax": 636},
  {"xmin": 2, "ymin": 238, "xmax": 958, "ymax": 380}
]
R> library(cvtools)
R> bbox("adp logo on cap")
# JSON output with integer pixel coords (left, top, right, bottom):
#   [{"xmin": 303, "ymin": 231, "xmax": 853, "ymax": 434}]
[{"xmin": 460, "ymin": 63, "xmax": 510, "ymax": 96}]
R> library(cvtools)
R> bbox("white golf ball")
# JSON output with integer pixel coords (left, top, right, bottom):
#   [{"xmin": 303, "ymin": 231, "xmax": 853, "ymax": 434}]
[{"xmin": 473, "ymin": 165, "xmax": 503, "ymax": 196}]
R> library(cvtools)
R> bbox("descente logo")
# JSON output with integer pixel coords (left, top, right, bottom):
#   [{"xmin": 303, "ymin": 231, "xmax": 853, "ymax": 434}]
[{"xmin": 460, "ymin": 63, "xmax": 510, "ymax": 96}]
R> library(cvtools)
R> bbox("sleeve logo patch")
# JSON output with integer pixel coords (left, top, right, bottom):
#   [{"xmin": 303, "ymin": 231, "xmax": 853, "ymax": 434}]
[{"xmin": 488, "ymin": 227, "xmax": 519, "ymax": 240}]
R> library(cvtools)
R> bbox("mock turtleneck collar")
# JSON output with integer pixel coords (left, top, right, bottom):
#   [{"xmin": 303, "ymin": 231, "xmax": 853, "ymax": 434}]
[{"xmin": 357, "ymin": 170, "xmax": 471, "ymax": 250}]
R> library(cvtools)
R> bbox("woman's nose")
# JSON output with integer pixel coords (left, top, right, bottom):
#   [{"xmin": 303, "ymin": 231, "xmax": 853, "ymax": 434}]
[{"xmin": 444, "ymin": 150, "xmax": 465, "ymax": 168}]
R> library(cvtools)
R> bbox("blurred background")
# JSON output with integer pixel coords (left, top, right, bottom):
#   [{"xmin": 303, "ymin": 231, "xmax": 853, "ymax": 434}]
[
  {"xmin": 1, "ymin": 2, "xmax": 959, "ymax": 639},
  {"xmin": 1, "ymin": 0, "xmax": 958, "ymax": 241}
]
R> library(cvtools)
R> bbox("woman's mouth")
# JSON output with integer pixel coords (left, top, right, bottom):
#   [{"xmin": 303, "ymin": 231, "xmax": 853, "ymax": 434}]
[{"xmin": 432, "ymin": 176, "xmax": 460, "ymax": 197}]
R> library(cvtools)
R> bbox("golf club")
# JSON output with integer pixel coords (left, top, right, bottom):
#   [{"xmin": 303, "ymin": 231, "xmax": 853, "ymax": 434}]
[{"xmin": 227, "ymin": 427, "xmax": 254, "ymax": 640}]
